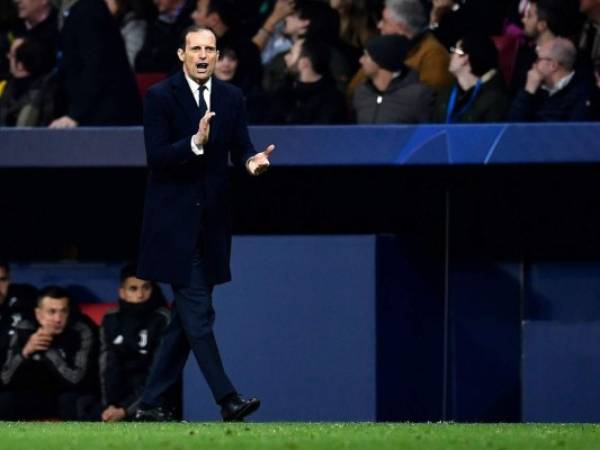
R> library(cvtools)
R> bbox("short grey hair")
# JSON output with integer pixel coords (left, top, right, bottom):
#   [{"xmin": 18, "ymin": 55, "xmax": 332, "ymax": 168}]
[
  {"xmin": 547, "ymin": 37, "xmax": 576, "ymax": 71},
  {"xmin": 384, "ymin": 0, "xmax": 427, "ymax": 34}
]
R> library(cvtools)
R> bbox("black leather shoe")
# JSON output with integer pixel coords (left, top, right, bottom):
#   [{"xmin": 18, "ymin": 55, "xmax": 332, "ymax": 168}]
[
  {"xmin": 220, "ymin": 394, "xmax": 260, "ymax": 422},
  {"xmin": 134, "ymin": 405, "xmax": 175, "ymax": 422}
]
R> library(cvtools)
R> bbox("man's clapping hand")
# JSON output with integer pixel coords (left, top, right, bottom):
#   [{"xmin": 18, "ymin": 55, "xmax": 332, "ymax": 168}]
[{"xmin": 194, "ymin": 110, "xmax": 216, "ymax": 146}]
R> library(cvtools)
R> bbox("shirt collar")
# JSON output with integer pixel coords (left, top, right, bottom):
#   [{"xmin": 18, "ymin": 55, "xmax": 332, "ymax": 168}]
[
  {"xmin": 543, "ymin": 71, "xmax": 575, "ymax": 96},
  {"xmin": 183, "ymin": 72, "xmax": 212, "ymax": 97}
]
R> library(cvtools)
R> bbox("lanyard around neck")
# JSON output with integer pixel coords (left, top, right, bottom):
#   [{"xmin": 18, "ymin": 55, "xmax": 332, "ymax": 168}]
[{"xmin": 445, "ymin": 79, "xmax": 482, "ymax": 124}]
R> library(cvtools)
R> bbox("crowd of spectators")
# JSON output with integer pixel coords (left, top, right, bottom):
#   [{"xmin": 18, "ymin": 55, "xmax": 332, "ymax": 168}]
[
  {"xmin": 0, "ymin": 260, "xmax": 173, "ymax": 421},
  {"xmin": 1, "ymin": 0, "xmax": 600, "ymax": 127}
]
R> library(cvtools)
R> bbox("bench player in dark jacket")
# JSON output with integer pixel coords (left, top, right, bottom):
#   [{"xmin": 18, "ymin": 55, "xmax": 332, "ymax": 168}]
[
  {"xmin": 99, "ymin": 264, "xmax": 169, "ymax": 422},
  {"xmin": 0, "ymin": 286, "xmax": 98, "ymax": 420},
  {"xmin": 0, "ymin": 261, "xmax": 38, "ymax": 372}
]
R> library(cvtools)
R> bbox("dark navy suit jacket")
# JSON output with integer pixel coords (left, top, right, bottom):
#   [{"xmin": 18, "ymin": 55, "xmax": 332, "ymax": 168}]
[{"xmin": 137, "ymin": 71, "xmax": 256, "ymax": 286}]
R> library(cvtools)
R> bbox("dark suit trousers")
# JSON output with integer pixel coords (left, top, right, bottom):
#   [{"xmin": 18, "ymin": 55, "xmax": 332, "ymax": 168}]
[{"xmin": 141, "ymin": 252, "xmax": 236, "ymax": 407}]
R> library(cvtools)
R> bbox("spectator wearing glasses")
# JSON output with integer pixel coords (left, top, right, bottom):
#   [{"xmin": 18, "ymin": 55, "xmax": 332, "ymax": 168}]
[
  {"xmin": 433, "ymin": 34, "xmax": 509, "ymax": 123},
  {"xmin": 508, "ymin": 37, "xmax": 593, "ymax": 122},
  {"xmin": 512, "ymin": 0, "xmax": 581, "ymax": 94}
]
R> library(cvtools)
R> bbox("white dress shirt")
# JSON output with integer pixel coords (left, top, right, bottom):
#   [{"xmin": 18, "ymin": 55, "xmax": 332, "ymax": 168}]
[
  {"xmin": 542, "ymin": 71, "xmax": 575, "ymax": 97},
  {"xmin": 184, "ymin": 73, "xmax": 212, "ymax": 155}
]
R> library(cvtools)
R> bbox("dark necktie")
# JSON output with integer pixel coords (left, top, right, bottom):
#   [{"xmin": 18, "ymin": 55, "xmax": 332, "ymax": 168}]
[{"xmin": 198, "ymin": 85, "xmax": 207, "ymax": 116}]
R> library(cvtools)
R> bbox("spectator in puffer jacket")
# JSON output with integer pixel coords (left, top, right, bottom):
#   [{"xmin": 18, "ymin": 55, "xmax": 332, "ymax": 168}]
[{"xmin": 353, "ymin": 33, "xmax": 433, "ymax": 124}]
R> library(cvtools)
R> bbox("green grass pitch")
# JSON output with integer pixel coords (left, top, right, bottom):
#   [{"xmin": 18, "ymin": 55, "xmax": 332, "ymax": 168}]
[{"xmin": 1, "ymin": 423, "xmax": 599, "ymax": 450}]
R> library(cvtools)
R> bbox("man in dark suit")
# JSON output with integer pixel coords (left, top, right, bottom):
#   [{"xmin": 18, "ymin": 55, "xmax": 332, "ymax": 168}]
[{"xmin": 135, "ymin": 25, "xmax": 274, "ymax": 422}]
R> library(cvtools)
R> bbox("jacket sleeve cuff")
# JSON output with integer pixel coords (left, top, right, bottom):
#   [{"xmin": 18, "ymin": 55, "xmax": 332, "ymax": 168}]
[{"xmin": 190, "ymin": 136, "xmax": 204, "ymax": 155}]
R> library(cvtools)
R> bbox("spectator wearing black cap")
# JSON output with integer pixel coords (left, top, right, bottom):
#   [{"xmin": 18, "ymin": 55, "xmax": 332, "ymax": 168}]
[
  {"xmin": 433, "ymin": 34, "xmax": 509, "ymax": 123},
  {"xmin": 266, "ymin": 37, "xmax": 347, "ymax": 124},
  {"xmin": 353, "ymin": 34, "xmax": 433, "ymax": 124},
  {"xmin": 0, "ymin": 36, "xmax": 59, "ymax": 126}
]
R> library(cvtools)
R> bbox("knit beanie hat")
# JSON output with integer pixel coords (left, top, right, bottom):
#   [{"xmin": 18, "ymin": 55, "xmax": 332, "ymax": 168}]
[{"xmin": 366, "ymin": 35, "xmax": 409, "ymax": 72}]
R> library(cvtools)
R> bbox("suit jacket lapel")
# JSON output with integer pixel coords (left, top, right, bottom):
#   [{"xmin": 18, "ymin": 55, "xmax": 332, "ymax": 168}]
[
  {"xmin": 208, "ymin": 78, "xmax": 226, "ymax": 145},
  {"xmin": 171, "ymin": 70, "xmax": 201, "ymax": 131}
]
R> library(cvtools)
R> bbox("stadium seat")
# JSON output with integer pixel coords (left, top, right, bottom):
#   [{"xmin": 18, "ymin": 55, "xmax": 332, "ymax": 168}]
[
  {"xmin": 136, "ymin": 73, "xmax": 167, "ymax": 99},
  {"xmin": 492, "ymin": 35, "xmax": 521, "ymax": 86},
  {"xmin": 79, "ymin": 303, "xmax": 116, "ymax": 325}
]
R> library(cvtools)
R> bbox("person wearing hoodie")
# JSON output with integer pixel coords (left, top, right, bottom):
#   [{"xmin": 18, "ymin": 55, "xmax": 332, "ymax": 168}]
[{"xmin": 98, "ymin": 264, "xmax": 170, "ymax": 422}]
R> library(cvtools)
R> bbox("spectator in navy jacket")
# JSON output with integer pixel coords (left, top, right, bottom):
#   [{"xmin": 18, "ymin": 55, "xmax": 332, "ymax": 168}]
[
  {"xmin": 508, "ymin": 37, "xmax": 593, "ymax": 122},
  {"xmin": 511, "ymin": 0, "xmax": 581, "ymax": 94}
]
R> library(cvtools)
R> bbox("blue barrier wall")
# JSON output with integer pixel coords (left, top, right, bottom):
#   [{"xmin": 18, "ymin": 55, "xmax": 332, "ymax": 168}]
[
  {"xmin": 522, "ymin": 322, "xmax": 600, "ymax": 423},
  {"xmin": 183, "ymin": 236, "xmax": 378, "ymax": 421},
  {"xmin": 2, "ymin": 123, "xmax": 600, "ymax": 167}
]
